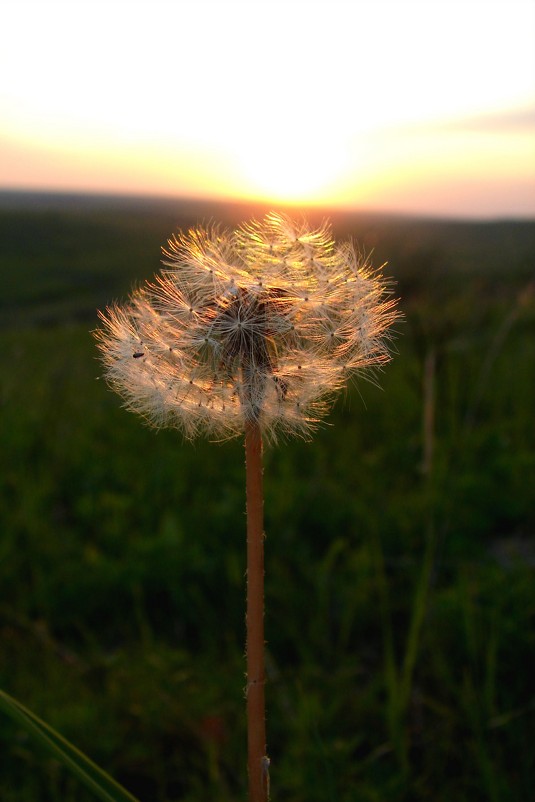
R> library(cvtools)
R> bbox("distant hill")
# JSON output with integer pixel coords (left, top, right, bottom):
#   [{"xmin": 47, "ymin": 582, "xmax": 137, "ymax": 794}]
[{"xmin": 1, "ymin": 189, "xmax": 534, "ymax": 329}]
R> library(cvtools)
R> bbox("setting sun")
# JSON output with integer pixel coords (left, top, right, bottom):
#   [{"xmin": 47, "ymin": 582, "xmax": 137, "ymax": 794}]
[
  {"xmin": 232, "ymin": 128, "xmax": 350, "ymax": 205},
  {"xmin": 1, "ymin": 0, "xmax": 534, "ymax": 217}
]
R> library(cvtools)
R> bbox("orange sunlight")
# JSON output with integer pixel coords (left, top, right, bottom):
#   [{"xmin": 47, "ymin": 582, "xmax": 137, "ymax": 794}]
[{"xmin": 1, "ymin": 0, "xmax": 534, "ymax": 217}]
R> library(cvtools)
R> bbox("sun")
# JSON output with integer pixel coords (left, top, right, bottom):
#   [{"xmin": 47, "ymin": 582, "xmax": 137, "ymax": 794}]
[{"xmin": 232, "ymin": 131, "xmax": 350, "ymax": 206}]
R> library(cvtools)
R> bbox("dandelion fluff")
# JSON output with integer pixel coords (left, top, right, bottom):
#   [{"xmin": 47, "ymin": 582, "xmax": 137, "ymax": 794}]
[{"xmin": 95, "ymin": 212, "xmax": 398, "ymax": 441}]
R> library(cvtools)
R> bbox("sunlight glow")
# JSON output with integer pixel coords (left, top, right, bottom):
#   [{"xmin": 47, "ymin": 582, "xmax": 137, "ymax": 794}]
[
  {"xmin": 1, "ymin": 0, "xmax": 534, "ymax": 216},
  {"xmin": 231, "ymin": 128, "xmax": 351, "ymax": 204}
]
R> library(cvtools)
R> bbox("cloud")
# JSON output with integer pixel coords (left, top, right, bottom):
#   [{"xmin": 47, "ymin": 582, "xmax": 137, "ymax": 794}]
[
  {"xmin": 373, "ymin": 105, "xmax": 535, "ymax": 140},
  {"xmin": 444, "ymin": 106, "xmax": 535, "ymax": 133}
]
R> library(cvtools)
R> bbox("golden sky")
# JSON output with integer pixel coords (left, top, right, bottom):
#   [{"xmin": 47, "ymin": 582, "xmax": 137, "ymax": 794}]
[{"xmin": 1, "ymin": 0, "xmax": 534, "ymax": 217}]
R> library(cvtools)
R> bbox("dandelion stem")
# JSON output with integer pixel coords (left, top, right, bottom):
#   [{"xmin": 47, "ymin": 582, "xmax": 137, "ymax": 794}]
[{"xmin": 245, "ymin": 419, "xmax": 269, "ymax": 802}]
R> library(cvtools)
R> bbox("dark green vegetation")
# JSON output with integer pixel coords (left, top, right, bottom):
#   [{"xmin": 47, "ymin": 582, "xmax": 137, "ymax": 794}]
[{"xmin": 1, "ymin": 192, "xmax": 534, "ymax": 801}]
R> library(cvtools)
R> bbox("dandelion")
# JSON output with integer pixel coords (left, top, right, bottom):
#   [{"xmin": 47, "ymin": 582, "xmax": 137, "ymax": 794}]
[{"xmin": 95, "ymin": 212, "xmax": 399, "ymax": 802}]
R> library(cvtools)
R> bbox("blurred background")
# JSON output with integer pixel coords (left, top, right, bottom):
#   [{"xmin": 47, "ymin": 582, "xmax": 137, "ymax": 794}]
[{"xmin": 1, "ymin": 1, "xmax": 534, "ymax": 800}]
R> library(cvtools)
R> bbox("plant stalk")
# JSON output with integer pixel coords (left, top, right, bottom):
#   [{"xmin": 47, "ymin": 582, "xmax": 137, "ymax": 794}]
[{"xmin": 244, "ymin": 419, "xmax": 269, "ymax": 802}]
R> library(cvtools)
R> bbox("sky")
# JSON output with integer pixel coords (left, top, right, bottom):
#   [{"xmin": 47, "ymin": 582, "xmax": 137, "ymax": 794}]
[{"xmin": 1, "ymin": 0, "xmax": 534, "ymax": 218}]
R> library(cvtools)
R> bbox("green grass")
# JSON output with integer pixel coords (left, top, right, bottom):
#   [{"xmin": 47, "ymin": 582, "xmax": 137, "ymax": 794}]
[{"xmin": 0, "ymin": 194, "xmax": 534, "ymax": 800}]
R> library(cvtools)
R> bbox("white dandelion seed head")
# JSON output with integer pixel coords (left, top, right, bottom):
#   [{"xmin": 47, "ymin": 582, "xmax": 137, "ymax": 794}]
[{"xmin": 95, "ymin": 213, "xmax": 399, "ymax": 441}]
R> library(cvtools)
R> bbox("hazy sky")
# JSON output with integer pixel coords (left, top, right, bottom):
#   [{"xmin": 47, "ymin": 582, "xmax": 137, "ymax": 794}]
[{"xmin": 1, "ymin": 0, "xmax": 534, "ymax": 217}]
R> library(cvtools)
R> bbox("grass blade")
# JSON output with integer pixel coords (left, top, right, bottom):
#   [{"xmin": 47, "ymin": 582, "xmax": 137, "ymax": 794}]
[{"xmin": 0, "ymin": 689, "xmax": 140, "ymax": 802}]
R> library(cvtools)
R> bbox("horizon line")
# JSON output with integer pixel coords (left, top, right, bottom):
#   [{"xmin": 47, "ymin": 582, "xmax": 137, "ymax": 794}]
[{"xmin": 1, "ymin": 186, "xmax": 534, "ymax": 225}]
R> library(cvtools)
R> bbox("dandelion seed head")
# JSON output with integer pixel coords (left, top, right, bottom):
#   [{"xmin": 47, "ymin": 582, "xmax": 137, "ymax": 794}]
[{"xmin": 95, "ymin": 213, "xmax": 399, "ymax": 441}]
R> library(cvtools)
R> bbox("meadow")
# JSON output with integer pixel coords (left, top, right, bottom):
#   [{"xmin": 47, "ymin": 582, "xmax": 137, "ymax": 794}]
[{"xmin": 0, "ymin": 191, "xmax": 534, "ymax": 801}]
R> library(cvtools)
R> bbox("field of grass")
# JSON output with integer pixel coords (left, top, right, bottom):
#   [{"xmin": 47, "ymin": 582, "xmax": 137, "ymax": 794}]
[{"xmin": 1, "ymin": 192, "xmax": 534, "ymax": 801}]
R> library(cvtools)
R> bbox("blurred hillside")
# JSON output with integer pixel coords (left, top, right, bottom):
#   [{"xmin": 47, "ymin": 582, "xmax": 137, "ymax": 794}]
[{"xmin": 0, "ymin": 192, "xmax": 534, "ymax": 802}]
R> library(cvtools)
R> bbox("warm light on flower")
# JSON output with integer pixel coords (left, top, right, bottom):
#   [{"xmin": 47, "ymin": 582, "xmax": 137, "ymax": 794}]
[{"xmin": 95, "ymin": 213, "xmax": 398, "ymax": 441}]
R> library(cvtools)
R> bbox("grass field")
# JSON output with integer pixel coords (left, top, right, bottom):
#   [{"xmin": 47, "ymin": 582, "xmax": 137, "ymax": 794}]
[{"xmin": 1, "ymin": 191, "xmax": 534, "ymax": 801}]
